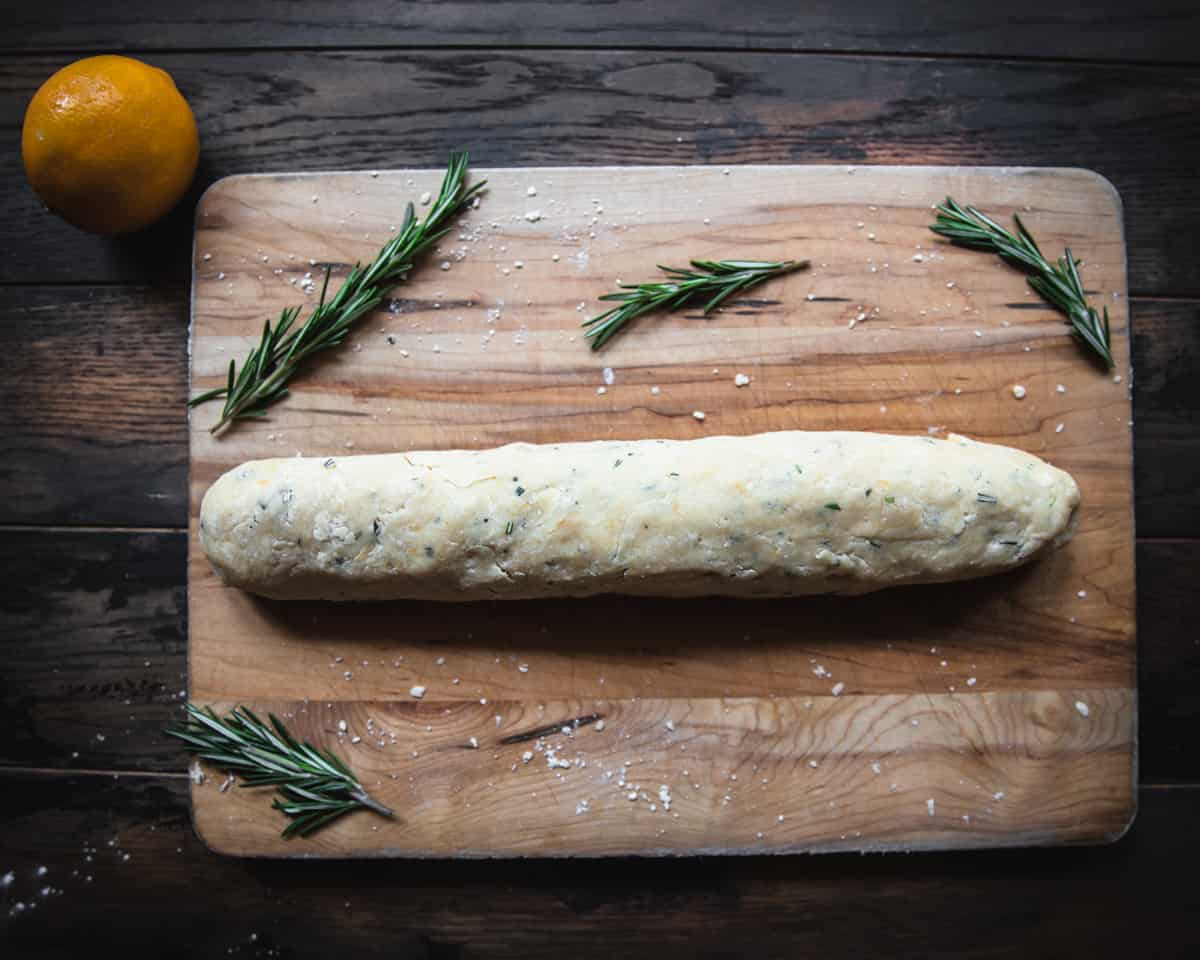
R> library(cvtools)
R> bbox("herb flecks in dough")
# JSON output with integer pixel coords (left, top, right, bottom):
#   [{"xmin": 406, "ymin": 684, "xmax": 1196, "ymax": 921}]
[{"xmin": 200, "ymin": 432, "xmax": 1081, "ymax": 601}]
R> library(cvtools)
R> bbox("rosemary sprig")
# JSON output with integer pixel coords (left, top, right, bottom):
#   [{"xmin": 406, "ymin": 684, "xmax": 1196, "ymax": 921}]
[
  {"xmin": 582, "ymin": 258, "xmax": 809, "ymax": 350},
  {"xmin": 166, "ymin": 703, "xmax": 393, "ymax": 839},
  {"xmin": 191, "ymin": 152, "xmax": 486, "ymax": 433},
  {"xmin": 930, "ymin": 197, "xmax": 1113, "ymax": 369}
]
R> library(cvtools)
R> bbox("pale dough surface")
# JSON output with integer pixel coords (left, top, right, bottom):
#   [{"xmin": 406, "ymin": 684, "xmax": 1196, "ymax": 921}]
[{"xmin": 199, "ymin": 430, "xmax": 1080, "ymax": 601}]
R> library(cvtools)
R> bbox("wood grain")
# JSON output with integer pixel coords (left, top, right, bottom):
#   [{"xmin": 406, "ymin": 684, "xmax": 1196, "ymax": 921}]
[
  {"xmin": 2, "ymin": 52, "xmax": 1199, "ymax": 294},
  {"xmin": 0, "ymin": 529, "xmax": 187, "ymax": 771},
  {"xmin": 1137, "ymin": 541, "xmax": 1200, "ymax": 782},
  {"xmin": 0, "ymin": 286, "xmax": 188, "ymax": 526},
  {"xmin": 1, "ymin": 771, "xmax": 1195, "ymax": 958},
  {"xmin": 189, "ymin": 690, "xmax": 1135, "ymax": 858},
  {"xmin": 1131, "ymin": 300, "xmax": 1200, "ymax": 537},
  {"xmin": 188, "ymin": 164, "xmax": 1134, "ymax": 856},
  {"xmin": 9, "ymin": 0, "xmax": 1199, "ymax": 62}
]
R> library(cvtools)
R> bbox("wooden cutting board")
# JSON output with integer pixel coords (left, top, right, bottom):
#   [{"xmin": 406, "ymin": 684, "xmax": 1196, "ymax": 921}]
[{"xmin": 188, "ymin": 164, "xmax": 1135, "ymax": 858}]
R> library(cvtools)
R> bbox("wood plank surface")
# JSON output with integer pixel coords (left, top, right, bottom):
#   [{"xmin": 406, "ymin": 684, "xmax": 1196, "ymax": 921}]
[
  {"xmin": 1136, "ymin": 540, "xmax": 1200, "ymax": 782},
  {"xmin": 9, "ymin": 0, "xmax": 1199, "ymax": 62},
  {"xmin": 1, "ymin": 772, "xmax": 1196, "ymax": 958},
  {"xmin": 2, "ymin": 52, "xmax": 1198, "ymax": 294},
  {"xmin": 188, "ymin": 164, "xmax": 1134, "ymax": 856},
  {"xmin": 0, "ymin": 286, "xmax": 188, "ymax": 527},
  {"xmin": 1130, "ymin": 300, "xmax": 1200, "ymax": 537},
  {"xmin": 0, "ymin": 529, "xmax": 187, "ymax": 772}
]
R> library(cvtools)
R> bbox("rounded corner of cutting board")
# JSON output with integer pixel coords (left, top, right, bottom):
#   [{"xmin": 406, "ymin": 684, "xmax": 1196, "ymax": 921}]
[
  {"xmin": 1105, "ymin": 791, "xmax": 1140, "ymax": 846},
  {"xmin": 188, "ymin": 784, "xmax": 253, "ymax": 859}
]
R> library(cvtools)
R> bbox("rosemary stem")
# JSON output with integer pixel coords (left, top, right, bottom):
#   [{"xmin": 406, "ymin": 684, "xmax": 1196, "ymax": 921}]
[{"xmin": 352, "ymin": 791, "xmax": 396, "ymax": 818}]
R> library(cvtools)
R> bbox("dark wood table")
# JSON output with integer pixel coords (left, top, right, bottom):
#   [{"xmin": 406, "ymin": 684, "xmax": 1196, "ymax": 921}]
[{"xmin": 3, "ymin": 3, "xmax": 1200, "ymax": 955}]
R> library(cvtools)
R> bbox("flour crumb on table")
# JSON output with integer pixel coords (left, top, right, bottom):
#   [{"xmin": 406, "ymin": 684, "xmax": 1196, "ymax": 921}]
[
  {"xmin": 409, "ymin": 685, "xmax": 426, "ymax": 699},
  {"xmin": 1012, "ymin": 384, "xmax": 1027, "ymax": 399},
  {"xmin": 734, "ymin": 373, "xmax": 750, "ymax": 387},
  {"xmin": 1075, "ymin": 700, "xmax": 1090, "ymax": 718}
]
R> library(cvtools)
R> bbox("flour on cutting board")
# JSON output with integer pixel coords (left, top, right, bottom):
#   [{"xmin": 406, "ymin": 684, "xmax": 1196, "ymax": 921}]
[{"xmin": 187, "ymin": 165, "xmax": 1135, "ymax": 857}]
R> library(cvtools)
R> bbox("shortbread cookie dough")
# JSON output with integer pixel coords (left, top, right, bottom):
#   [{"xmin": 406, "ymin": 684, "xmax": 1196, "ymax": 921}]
[{"xmin": 199, "ymin": 431, "xmax": 1079, "ymax": 601}]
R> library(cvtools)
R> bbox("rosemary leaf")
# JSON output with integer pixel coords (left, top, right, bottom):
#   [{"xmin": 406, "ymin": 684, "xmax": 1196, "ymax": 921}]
[
  {"xmin": 191, "ymin": 152, "xmax": 486, "ymax": 433},
  {"xmin": 582, "ymin": 258, "xmax": 808, "ymax": 350},
  {"xmin": 166, "ymin": 703, "xmax": 393, "ymax": 839},
  {"xmin": 930, "ymin": 197, "xmax": 1113, "ymax": 369}
]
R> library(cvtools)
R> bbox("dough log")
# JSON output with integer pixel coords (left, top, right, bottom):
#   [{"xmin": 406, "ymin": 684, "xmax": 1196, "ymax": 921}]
[{"xmin": 199, "ymin": 431, "xmax": 1080, "ymax": 601}]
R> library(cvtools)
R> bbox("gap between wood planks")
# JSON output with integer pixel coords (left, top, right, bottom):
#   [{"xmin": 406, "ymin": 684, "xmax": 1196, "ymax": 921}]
[
  {"xmin": 0, "ymin": 766, "xmax": 189, "ymax": 780},
  {"xmin": 0, "ymin": 524, "xmax": 187, "ymax": 535},
  {"xmin": 4, "ymin": 44, "xmax": 1200, "ymax": 71}
]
